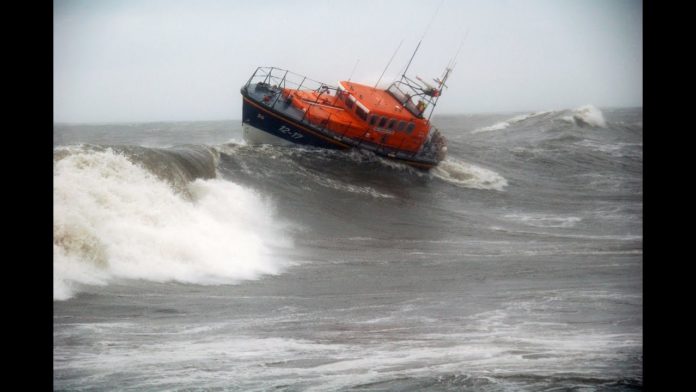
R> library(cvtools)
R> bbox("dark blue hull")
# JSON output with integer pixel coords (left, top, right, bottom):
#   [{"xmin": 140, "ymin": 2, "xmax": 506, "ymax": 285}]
[{"xmin": 242, "ymin": 96, "xmax": 346, "ymax": 150}]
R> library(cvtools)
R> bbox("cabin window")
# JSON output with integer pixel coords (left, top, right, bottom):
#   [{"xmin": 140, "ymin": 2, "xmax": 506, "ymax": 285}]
[
  {"xmin": 345, "ymin": 96, "xmax": 354, "ymax": 109},
  {"xmin": 397, "ymin": 121, "xmax": 406, "ymax": 131},
  {"xmin": 387, "ymin": 119, "xmax": 396, "ymax": 130},
  {"xmin": 406, "ymin": 123, "xmax": 415, "ymax": 134},
  {"xmin": 355, "ymin": 106, "xmax": 367, "ymax": 121},
  {"xmin": 378, "ymin": 116, "xmax": 387, "ymax": 128},
  {"xmin": 368, "ymin": 114, "xmax": 377, "ymax": 126}
]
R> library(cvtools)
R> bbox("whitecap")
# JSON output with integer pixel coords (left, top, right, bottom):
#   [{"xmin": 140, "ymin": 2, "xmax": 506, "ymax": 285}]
[
  {"xmin": 54, "ymin": 147, "xmax": 293, "ymax": 300},
  {"xmin": 431, "ymin": 158, "xmax": 508, "ymax": 191}
]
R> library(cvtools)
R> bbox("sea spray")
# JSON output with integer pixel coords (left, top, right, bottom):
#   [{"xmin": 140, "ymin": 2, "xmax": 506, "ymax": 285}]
[
  {"xmin": 54, "ymin": 147, "xmax": 292, "ymax": 300},
  {"xmin": 564, "ymin": 105, "xmax": 607, "ymax": 128}
]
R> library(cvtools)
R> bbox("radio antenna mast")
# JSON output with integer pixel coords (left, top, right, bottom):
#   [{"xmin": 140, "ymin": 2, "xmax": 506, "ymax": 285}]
[
  {"xmin": 425, "ymin": 29, "xmax": 469, "ymax": 122},
  {"xmin": 347, "ymin": 58, "xmax": 360, "ymax": 82},
  {"xmin": 374, "ymin": 39, "xmax": 403, "ymax": 88},
  {"xmin": 400, "ymin": 0, "xmax": 445, "ymax": 78},
  {"xmin": 447, "ymin": 28, "xmax": 469, "ymax": 71}
]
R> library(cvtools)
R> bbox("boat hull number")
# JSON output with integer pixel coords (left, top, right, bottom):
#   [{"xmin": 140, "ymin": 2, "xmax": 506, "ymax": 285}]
[{"xmin": 279, "ymin": 125, "xmax": 303, "ymax": 139}]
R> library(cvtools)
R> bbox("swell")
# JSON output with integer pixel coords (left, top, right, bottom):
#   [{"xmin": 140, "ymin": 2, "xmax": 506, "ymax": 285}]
[
  {"xmin": 52, "ymin": 106, "xmax": 641, "ymax": 299},
  {"xmin": 52, "ymin": 140, "xmax": 510, "ymax": 301},
  {"xmin": 215, "ymin": 142, "xmax": 508, "ymax": 195},
  {"xmin": 458, "ymin": 106, "xmax": 642, "ymax": 192},
  {"xmin": 470, "ymin": 105, "xmax": 610, "ymax": 134}
]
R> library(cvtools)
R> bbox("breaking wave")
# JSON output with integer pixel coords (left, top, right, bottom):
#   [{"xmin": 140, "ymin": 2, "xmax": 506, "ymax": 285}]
[
  {"xmin": 53, "ymin": 146, "xmax": 292, "ymax": 300},
  {"xmin": 472, "ymin": 105, "xmax": 607, "ymax": 133},
  {"xmin": 472, "ymin": 111, "xmax": 552, "ymax": 133},
  {"xmin": 562, "ymin": 105, "xmax": 607, "ymax": 128}
]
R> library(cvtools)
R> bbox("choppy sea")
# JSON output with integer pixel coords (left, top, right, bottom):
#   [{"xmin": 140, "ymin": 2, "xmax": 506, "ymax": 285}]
[{"xmin": 54, "ymin": 105, "xmax": 642, "ymax": 391}]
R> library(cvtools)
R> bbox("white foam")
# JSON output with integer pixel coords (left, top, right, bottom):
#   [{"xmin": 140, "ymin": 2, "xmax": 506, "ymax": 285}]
[
  {"xmin": 55, "ymin": 313, "xmax": 641, "ymax": 390},
  {"xmin": 432, "ymin": 158, "xmax": 508, "ymax": 191},
  {"xmin": 565, "ymin": 104, "xmax": 607, "ymax": 128},
  {"xmin": 472, "ymin": 121, "xmax": 512, "ymax": 133},
  {"xmin": 472, "ymin": 111, "xmax": 551, "ymax": 133},
  {"xmin": 575, "ymin": 140, "xmax": 641, "ymax": 157},
  {"xmin": 54, "ymin": 148, "xmax": 292, "ymax": 301},
  {"xmin": 306, "ymin": 173, "xmax": 395, "ymax": 199},
  {"xmin": 224, "ymin": 137, "xmax": 246, "ymax": 146},
  {"xmin": 503, "ymin": 213, "xmax": 581, "ymax": 228},
  {"xmin": 474, "ymin": 105, "xmax": 607, "ymax": 133}
]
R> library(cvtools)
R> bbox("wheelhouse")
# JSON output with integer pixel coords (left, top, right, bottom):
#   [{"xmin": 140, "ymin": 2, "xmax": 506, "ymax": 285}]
[{"xmin": 332, "ymin": 80, "xmax": 431, "ymax": 151}]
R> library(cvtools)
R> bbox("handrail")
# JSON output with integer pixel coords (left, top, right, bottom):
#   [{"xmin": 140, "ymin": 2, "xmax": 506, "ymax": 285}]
[{"xmin": 244, "ymin": 66, "xmax": 340, "ymax": 94}]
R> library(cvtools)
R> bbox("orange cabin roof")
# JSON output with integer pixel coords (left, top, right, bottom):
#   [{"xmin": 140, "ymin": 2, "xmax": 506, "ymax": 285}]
[{"xmin": 338, "ymin": 81, "xmax": 419, "ymax": 121}]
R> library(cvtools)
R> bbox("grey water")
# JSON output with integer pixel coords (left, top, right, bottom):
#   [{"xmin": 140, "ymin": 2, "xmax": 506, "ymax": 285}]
[{"xmin": 53, "ymin": 106, "xmax": 642, "ymax": 391}]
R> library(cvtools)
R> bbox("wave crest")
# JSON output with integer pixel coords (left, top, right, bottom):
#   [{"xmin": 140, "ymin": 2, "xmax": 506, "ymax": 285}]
[
  {"xmin": 472, "ymin": 105, "xmax": 607, "ymax": 133},
  {"xmin": 472, "ymin": 111, "xmax": 552, "ymax": 133},
  {"xmin": 53, "ymin": 147, "xmax": 292, "ymax": 301},
  {"xmin": 562, "ymin": 105, "xmax": 607, "ymax": 128},
  {"xmin": 432, "ymin": 158, "xmax": 508, "ymax": 191}
]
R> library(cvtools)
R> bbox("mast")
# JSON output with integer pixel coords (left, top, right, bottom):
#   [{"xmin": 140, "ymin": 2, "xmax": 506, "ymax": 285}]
[
  {"xmin": 401, "ymin": 40, "xmax": 422, "ymax": 80},
  {"xmin": 347, "ymin": 59, "xmax": 360, "ymax": 82},
  {"xmin": 426, "ymin": 67, "xmax": 452, "ymax": 122},
  {"xmin": 374, "ymin": 39, "xmax": 404, "ymax": 88},
  {"xmin": 426, "ymin": 29, "xmax": 468, "ymax": 121},
  {"xmin": 396, "ymin": 0, "xmax": 444, "ymax": 82}
]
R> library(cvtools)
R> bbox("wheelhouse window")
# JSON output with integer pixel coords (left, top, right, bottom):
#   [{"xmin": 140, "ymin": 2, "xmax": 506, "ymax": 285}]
[
  {"xmin": 368, "ymin": 114, "xmax": 377, "ymax": 126},
  {"xmin": 406, "ymin": 123, "xmax": 415, "ymax": 134},
  {"xmin": 387, "ymin": 82, "xmax": 420, "ymax": 116},
  {"xmin": 355, "ymin": 106, "xmax": 367, "ymax": 121},
  {"xmin": 387, "ymin": 119, "xmax": 396, "ymax": 130},
  {"xmin": 343, "ymin": 94, "xmax": 353, "ymax": 109},
  {"xmin": 387, "ymin": 84, "xmax": 407, "ymax": 104},
  {"xmin": 397, "ymin": 121, "xmax": 406, "ymax": 131},
  {"xmin": 378, "ymin": 116, "xmax": 387, "ymax": 128}
]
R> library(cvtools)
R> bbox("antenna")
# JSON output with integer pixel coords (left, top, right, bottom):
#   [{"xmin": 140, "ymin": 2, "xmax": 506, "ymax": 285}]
[
  {"xmin": 401, "ymin": 40, "xmax": 422, "ymax": 79},
  {"xmin": 374, "ymin": 39, "xmax": 403, "ymax": 88},
  {"xmin": 347, "ymin": 59, "xmax": 360, "ymax": 82},
  {"xmin": 399, "ymin": 0, "xmax": 445, "ymax": 79},
  {"xmin": 421, "ymin": 0, "xmax": 445, "ymax": 40},
  {"xmin": 425, "ymin": 27, "xmax": 468, "ymax": 122},
  {"xmin": 447, "ymin": 28, "xmax": 469, "ymax": 71}
]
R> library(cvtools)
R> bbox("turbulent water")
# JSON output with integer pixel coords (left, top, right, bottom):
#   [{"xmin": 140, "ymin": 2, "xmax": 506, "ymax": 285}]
[{"xmin": 53, "ymin": 105, "xmax": 642, "ymax": 391}]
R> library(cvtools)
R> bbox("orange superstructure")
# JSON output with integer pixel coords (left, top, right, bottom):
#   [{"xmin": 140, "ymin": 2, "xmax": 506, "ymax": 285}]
[{"xmin": 281, "ymin": 80, "xmax": 433, "ymax": 154}]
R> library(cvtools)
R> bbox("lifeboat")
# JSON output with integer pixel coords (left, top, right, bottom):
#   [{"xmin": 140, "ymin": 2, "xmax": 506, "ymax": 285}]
[{"xmin": 240, "ymin": 66, "xmax": 450, "ymax": 169}]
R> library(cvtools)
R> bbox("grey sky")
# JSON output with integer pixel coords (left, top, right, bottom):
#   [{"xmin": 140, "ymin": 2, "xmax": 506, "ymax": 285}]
[{"xmin": 54, "ymin": 0, "xmax": 642, "ymax": 123}]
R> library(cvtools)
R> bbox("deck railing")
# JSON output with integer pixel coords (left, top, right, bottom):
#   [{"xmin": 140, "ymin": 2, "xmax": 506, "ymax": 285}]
[{"xmin": 244, "ymin": 66, "xmax": 341, "ymax": 98}]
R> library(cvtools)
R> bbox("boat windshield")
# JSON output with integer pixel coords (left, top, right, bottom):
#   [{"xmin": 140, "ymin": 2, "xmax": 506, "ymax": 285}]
[{"xmin": 387, "ymin": 83, "xmax": 422, "ymax": 117}]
